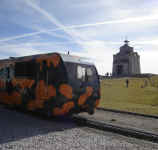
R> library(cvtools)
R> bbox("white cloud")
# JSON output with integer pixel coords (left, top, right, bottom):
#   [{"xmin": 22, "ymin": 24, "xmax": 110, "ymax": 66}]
[
  {"xmin": 134, "ymin": 46, "xmax": 141, "ymax": 49},
  {"xmin": 0, "ymin": 0, "xmax": 158, "ymax": 75},
  {"xmin": 139, "ymin": 51, "xmax": 158, "ymax": 74},
  {"xmin": 1, "ymin": 2, "xmax": 158, "ymax": 43}
]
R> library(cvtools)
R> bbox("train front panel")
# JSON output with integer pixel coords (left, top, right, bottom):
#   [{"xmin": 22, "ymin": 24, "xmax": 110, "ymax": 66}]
[{"xmin": 64, "ymin": 62, "xmax": 100, "ymax": 115}]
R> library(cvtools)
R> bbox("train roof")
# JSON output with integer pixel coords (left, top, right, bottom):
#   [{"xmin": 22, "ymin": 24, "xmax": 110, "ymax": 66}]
[
  {"xmin": 59, "ymin": 53, "xmax": 94, "ymax": 65},
  {"xmin": 0, "ymin": 52, "xmax": 94, "ymax": 65}
]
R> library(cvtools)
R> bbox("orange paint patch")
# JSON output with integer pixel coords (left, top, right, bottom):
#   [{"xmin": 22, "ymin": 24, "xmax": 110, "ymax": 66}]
[
  {"xmin": 36, "ymin": 54, "xmax": 60, "ymax": 71},
  {"xmin": 22, "ymin": 55, "xmax": 33, "ymax": 62},
  {"xmin": 36, "ymin": 54, "xmax": 48, "ymax": 60},
  {"xmin": 0, "ymin": 92, "xmax": 2, "ymax": 101},
  {"xmin": 36, "ymin": 80, "xmax": 56, "ymax": 100},
  {"xmin": 70, "ymin": 55, "xmax": 79, "ymax": 58},
  {"xmin": 27, "ymin": 100, "xmax": 35, "ymax": 111},
  {"xmin": 3, "ymin": 62, "xmax": 11, "ymax": 67},
  {"xmin": 1, "ymin": 58, "xmax": 19, "ymax": 64},
  {"xmin": 0, "ymin": 92, "xmax": 5, "ymax": 103},
  {"xmin": 94, "ymin": 99, "xmax": 100, "ymax": 110},
  {"xmin": 0, "ymin": 78, "xmax": 6, "ymax": 88},
  {"xmin": 78, "ymin": 87, "xmax": 93, "ymax": 106},
  {"xmin": 27, "ymin": 98, "xmax": 44, "ymax": 111},
  {"xmin": 59, "ymin": 84, "xmax": 73, "ymax": 99},
  {"xmin": 5, "ymin": 92, "xmax": 13, "ymax": 105},
  {"xmin": 53, "ymin": 101, "xmax": 74, "ymax": 116},
  {"xmin": 35, "ymin": 98, "xmax": 44, "ymax": 109},
  {"xmin": 12, "ymin": 91, "xmax": 22, "ymax": 105},
  {"xmin": 0, "ymin": 63, "xmax": 3, "ymax": 69},
  {"xmin": 12, "ymin": 75, "xmax": 35, "ymax": 90},
  {"xmin": 0, "ymin": 62, "xmax": 11, "ymax": 68},
  {"xmin": 48, "ymin": 54, "xmax": 60, "ymax": 67},
  {"xmin": 0, "ymin": 91, "xmax": 22, "ymax": 106},
  {"xmin": 0, "ymin": 78, "xmax": 1, "ymax": 87}
]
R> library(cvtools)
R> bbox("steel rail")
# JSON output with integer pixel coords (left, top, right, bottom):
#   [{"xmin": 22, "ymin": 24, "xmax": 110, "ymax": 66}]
[
  {"xmin": 71, "ymin": 116, "xmax": 158, "ymax": 142},
  {"xmin": 97, "ymin": 107, "xmax": 158, "ymax": 119}
]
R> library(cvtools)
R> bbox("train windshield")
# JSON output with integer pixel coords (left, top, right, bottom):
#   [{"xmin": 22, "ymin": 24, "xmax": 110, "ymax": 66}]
[{"xmin": 65, "ymin": 62, "xmax": 99, "ymax": 87}]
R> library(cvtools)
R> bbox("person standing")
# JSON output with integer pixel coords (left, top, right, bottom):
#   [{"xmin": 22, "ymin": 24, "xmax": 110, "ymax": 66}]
[
  {"xmin": 145, "ymin": 79, "xmax": 147, "ymax": 86},
  {"xmin": 126, "ymin": 79, "xmax": 129, "ymax": 87}
]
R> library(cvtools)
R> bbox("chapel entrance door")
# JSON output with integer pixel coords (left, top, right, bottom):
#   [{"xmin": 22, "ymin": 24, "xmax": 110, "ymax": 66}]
[{"xmin": 117, "ymin": 65, "xmax": 123, "ymax": 75}]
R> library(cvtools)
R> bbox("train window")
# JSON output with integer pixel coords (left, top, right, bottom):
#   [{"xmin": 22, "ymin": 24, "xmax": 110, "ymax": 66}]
[
  {"xmin": 25, "ymin": 60, "xmax": 36, "ymax": 76},
  {"xmin": 65, "ymin": 62, "xmax": 99, "ymax": 87},
  {"xmin": 15, "ymin": 62, "xmax": 25, "ymax": 76},
  {"xmin": 77, "ymin": 66, "xmax": 85, "ymax": 79},
  {"xmin": 15, "ymin": 60, "xmax": 36, "ymax": 78},
  {"xmin": 87, "ymin": 68, "xmax": 92, "ymax": 75}
]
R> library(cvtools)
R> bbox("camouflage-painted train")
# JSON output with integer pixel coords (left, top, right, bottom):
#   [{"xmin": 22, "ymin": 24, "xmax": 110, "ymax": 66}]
[{"xmin": 0, "ymin": 52, "xmax": 100, "ymax": 116}]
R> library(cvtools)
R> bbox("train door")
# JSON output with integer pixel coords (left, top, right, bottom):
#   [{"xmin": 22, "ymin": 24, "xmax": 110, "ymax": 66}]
[
  {"xmin": 0, "ymin": 65, "xmax": 12, "ymax": 105},
  {"xmin": 35, "ymin": 60, "xmax": 47, "ymax": 111},
  {"xmin": 36, "ymin": 60, "xmax": 55, "ymax": 94},
  {"xmin": 14, "ymin": 61, "xmax": 36, "ymax": 108},
  {"xmin": 0, "ymin": 72, "xmax": 6, "ymax": 104},
  {"xmin": 5, "ymin": 66, "xmax": 13, "ymax": 105}
]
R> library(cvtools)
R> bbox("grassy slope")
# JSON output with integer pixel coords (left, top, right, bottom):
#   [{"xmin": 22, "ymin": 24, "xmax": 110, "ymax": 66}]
[{"xmin": 99, "ymin": 76, "xmax": 158, "ymax": 115}]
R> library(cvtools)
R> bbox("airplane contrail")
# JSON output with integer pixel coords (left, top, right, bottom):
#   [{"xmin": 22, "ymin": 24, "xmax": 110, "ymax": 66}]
[{"xmin": 0, "ymin": 1, "xmax": 158, "ymax": 43}]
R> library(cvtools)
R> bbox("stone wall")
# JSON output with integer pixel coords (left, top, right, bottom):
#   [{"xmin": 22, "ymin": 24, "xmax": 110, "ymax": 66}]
[
  {"xmin": 132, "ymin": 55, "xmax": 141, "ymax": 74},
  {"xmin": 100, "ymin": 74, "xmax": 158, "ymax": 79},
  {"xmin": 128, "ymin": 74, "xmax": 157, "ymax": 78}
]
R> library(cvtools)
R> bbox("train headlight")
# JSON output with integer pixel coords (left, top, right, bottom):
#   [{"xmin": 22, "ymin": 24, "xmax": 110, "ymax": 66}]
[
  {"xmin": 72, "ymin": 93, "xmax": 75, "ymax": 98},
  {"xmin": 71, "ymin": 92, "xmax": 78, "ymax": 98},
  {"xmin": 93, "ymin": 92, "xmax": 98, "ymax": 97}
]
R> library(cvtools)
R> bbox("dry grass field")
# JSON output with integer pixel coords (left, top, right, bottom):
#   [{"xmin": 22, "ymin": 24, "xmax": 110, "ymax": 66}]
[{"xmin": 99, "ymin": 76, "xmax": 158, "ymax": 115}]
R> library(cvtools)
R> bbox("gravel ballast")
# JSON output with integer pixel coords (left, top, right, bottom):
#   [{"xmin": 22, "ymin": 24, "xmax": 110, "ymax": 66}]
[
  {"xmin": 75, "ymin": 109, "xmax": 158, "ymax": 134},
  {"xmin": 0, "ymin": 105, "xmax": 158, "ymax": 149}
]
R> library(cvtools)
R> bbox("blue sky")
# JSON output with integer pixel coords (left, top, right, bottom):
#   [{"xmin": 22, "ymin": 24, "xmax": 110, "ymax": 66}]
[{"xmin": 0, "ymin": 0, "xmax": 158, "ymax": 75}]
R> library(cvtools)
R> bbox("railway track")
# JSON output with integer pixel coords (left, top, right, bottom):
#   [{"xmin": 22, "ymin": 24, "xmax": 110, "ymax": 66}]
[
  {"xmin": 97, "ymin": 107, "xmax": 158, "ymax": 119},
  {"xmin": 70, "ymin": 115, "xmax": 158, "ymax": 143},
  {"xmin": 71, "ymin": 107, "xmax": 158, "ymax": 143}
]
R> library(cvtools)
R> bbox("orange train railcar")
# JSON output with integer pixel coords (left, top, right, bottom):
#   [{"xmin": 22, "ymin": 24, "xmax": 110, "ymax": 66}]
[{"xmin": 0, "ymin": 53, "xmax": 100, "ymax": 116}]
